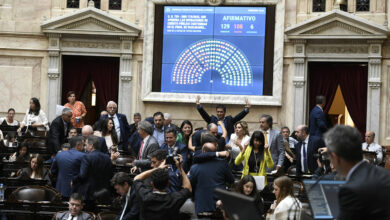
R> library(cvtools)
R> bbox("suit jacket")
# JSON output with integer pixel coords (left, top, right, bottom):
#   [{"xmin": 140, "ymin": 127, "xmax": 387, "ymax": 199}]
[
  {"xmin": 72, "ymin": 150, "xmax": 113, "ymax": 200},
  {"xmin": 100, "ymin": 113, "xmax": 130, "ymax": 151},
  {"xmin": 47, "ymin": 116, "xmax": 72, "ymax": 154},
  {"xmin": 98, "ymin": 136, "xmax": 108, "ymax": 154},
  {"xmin": 197, "ymin": 105, "xmax": 249, "ymax": 141},
  {"xmin": 190, "ymin": 158, "xmax": 235, "ymax": 214},
  {"xmin": 55, "ymin": 211, "xmax": 92, "ymax": 220},
  {"xmin": 265, "ymin": 129, "xmax": 285, "ymax": 172},
  {"xmin": 338, "ymin": 162, "xmax": 390, "ymax": 220},
  {"xmin": 115, "ymin": 187, "xmax": 140, "ymax": 220},
  {"xmin": 160, "ymin": 142, "xmax": 189, "ymax": 172},
  {"xmin": 51, "ymin": 148, "xmax": 86, "ymax": 197},
  {"xmin": 309, "ymin": 106, "xmax": 327, "ymax": 137},
  {"xmin": 295, "ymin": 135, "xmax": 325, "ymax": 176},
  {"xmin": 133, "ymin": 135, "xmax": 159, "ymax": 169}
]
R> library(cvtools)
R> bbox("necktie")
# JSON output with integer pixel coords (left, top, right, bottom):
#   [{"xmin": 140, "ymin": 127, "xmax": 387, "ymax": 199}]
[
  {"xmin": 70, "ymin": 215, "xmax": 75, "ymax": 220},
  {"xmin": 119, "ymin": 194, "xmax": 129, "ymax": 220},
  {"xmin": 138, "ymin": 140, "xmax": 144, "ymax": 159},
  {"xmin": 303, "ymin": 142, "xmax": 308, "ymax": 173},
  {"xmin": 366, "ymin": 144, "xmax": 370, "ymax": 151},
  {"xmin": 264, "ymin": 131, "xmax": 268, "ymax": 145}
]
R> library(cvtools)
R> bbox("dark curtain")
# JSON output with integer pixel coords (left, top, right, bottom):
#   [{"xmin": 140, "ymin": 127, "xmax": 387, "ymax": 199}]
[
  {"xmin": 62, "ymin": 56, "xmax": 119, "ymax": 106},
  {"xmin": 62, "ymin": 56, "xmax": 91, "ymax": 103},
  {"xmin": 309, "ymin": 62, "xmax": 368, "ymax": 138},
  {"xmin": 309, "ymin": 64, "xmax": 339, "ymax": 114},
  {"xmin": 91, "ymin": 57, "xmax": 119, "ymax": 107},
  {"xmin": 338, "ymin": 65, "xmax": 368, "ymax": 139}
]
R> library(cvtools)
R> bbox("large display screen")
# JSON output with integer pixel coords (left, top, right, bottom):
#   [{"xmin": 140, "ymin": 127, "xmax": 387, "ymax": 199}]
[{"xmin": 160, "ymin": 6, "xmax": 267, "ymax": 95}]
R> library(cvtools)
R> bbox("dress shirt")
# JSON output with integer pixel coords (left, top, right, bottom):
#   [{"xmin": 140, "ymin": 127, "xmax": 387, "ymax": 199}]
[
  {"xmin": 140, "ymin": 135, "xmax": 150, "ymax": 157},
  {"xmin": 119, "ymin": 189, "xmax": 131, "ymax": 220},
  {"xmin": 300, "ymin": 135, "xmax": 309, "ymax": 173},
  {"xmin": 362, "ymin": 142, "xmax": 383, "ymax": 164},
  {"xmin": 153, "ymin": 126, "xmax": 165, "ymax": 146},
  {"xmin": 110, "ymin": 114, "xmax": 121, "ymax": 141},
  {"xmin": 287, "ymin": 137, "xmax": 298, "ymax": 149}
]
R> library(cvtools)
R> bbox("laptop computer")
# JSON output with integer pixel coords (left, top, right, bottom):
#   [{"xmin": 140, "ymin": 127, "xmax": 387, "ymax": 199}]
[
  {"xmin": 303, "ymin": 180, "xmax": 345, "ymax": 220},
  {"xmin": 214, "ymin": 188, "xmax": 263, "ymax": 220}
]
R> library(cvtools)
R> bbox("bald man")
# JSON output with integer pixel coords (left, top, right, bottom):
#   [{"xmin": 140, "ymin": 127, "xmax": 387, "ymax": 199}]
[
  {"xmin": 81, "ymin": 125, "xmax": 108, "ymax": 154},
  {"xmin": 362, "ymin": 131, "xmax": 383, "ymax": 164},
  {"xmin": 295, "ymin": 124, "xmax": 326, "ymax": 176}
]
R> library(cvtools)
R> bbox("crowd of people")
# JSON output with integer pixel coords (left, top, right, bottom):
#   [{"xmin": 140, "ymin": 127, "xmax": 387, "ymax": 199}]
[{"xmin": 0, "ymin": 93, "xmax": 390, "ymax": 219}]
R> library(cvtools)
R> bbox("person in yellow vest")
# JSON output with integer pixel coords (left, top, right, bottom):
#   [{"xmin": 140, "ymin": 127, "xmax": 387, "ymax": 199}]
[{"xmin": 235, "ymin": 131, "xmax": 274, "ymax": 184}]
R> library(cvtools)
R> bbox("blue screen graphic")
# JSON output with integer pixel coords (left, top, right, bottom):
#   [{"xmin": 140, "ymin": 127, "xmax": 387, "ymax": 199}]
[{"xmin": 161, "ymin": 6, "xmax": 266, "ymax": 95}]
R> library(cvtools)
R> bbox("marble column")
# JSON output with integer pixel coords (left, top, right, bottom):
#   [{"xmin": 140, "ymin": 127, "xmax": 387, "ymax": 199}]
[
  {"xmin": 292, "ymin": 40, "xmax": 307, "ymax": 129},
  {"xmin": 47, "ymin": 34, "xmax": 61, "ymax": 122},
  {"xmin": 118, "ymin": 37, "xmax": 134, "ymax": 119},
  {"xmin": 367, "ymin": 59, "xmax": 381, "ymax": 138},
  {"xmin": 366, "ymin": 41, "xmax": 382, "ymax": 138}
]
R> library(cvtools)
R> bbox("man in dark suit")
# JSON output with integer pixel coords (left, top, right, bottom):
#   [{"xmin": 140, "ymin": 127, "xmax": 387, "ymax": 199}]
[
  {"xmin": 112, "ymin": 172, "xmax": 139, "ymax": 220},
  {"xmin": 325, "ymin": 125, "xmax": 390, "ymax": 220},
  {"xmin": 309, "ymin": 95, "xmax": 328, "ymax": 137},
  {"xmin": 132, "ymin": 121, "xmax": 159, "ymax": 170},
  {"xmin": 72, "ymin": 135, "xmax": 113, "ymax": 212},
  {"xmin": 129, "ymin": 113, "xmax": 141, "ymax": 137},
  {"xmin": 160, "ymin": 127, "xmax": 189, "ymax": 171},
  {"xmin": 100, "ymin": 101, "xmax": 130, "ymax": 151},
  {"xmin": 47, "ymin": 108, "xmax": 73, "ymax": 155},
  {"xmin": 55, "ymin": 193, "xmax": 92, "ymax": 220},
  {"xmin": 190, "ymin": 141, "xmax": 235, "ymax": 216},
  {"xmin": 51, "ymin": 136, "xmax": 86, "ymax": 200},
  {"xmin": 295, "ymin": 124, "xmax": 325, "ymax": 176},
  {"xmin": 195, "ymin": 96, "xmax": 250, "ymax": 142},
  {"xmin": 259, "ymin": 114, "xmax": 285, "ymax": 172}
]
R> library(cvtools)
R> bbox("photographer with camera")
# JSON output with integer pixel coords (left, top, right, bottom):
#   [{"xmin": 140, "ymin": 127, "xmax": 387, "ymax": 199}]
[
  {"xmin": 160, "ymin": 127, "xmax": 189, "ymax": 172},
  {"xmin": 133, "ymin": 151, "xmax": 191, "ymax": 220},
  {"xmin": 294, "ymin": 125, "xmax": 326, "ymax": 177}
]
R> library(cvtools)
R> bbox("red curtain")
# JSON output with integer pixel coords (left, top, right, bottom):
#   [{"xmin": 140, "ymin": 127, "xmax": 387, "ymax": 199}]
[
  {"xmin": 91, "ymin": 57, "xmax": 119, "ymax": 107},
  {"xmin": 62, "ymin": 56, "xmax": 119, "ymax": 106},
  {"xmin": 62, "ymin": 56, "xmax": 91, "ymax": 102},
  {"xmin": 309, "ymin": 64, "xmax": 339, "ymax": 114},
  {"xmin": 338, "ymin": 65, "xmax": 368, "ymax": 139},
  {"xmin": 309, "ymin": 62, "xmax": 368, "ymax": 138}
]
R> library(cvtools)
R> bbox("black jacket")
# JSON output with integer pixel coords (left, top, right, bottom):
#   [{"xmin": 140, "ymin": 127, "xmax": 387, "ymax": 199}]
[
  {"xmin": 47, "ymin": 116, "xmax": 72, "ymax": 154},
  {"xmin": 338, "ymin": 162, "xmax": 390, "ymax": 220}
]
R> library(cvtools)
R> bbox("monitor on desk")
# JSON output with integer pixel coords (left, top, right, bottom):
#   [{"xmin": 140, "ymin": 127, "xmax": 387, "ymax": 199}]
[{"xmin": 303, "ymin": 180, "xmax": 345, "ymax": 220}]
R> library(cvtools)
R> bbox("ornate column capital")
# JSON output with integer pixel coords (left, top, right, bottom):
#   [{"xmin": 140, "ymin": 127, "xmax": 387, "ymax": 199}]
[
  {"xmin": 368, "ymin": 81, "xmax": 381, "ymax": 88},
  {"xmin": 293, "ymin": 80, "xmax": 305, "ymax": 88},
  {"xmin": 294, "ymin": 58, "xmax": 305, "ymax": 64}
]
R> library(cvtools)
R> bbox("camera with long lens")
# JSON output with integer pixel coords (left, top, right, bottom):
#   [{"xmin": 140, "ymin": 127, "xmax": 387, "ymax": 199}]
[
  {"xmin": 166, "ymin": 146, "xmax": 180, "ymax": 165},
  {"xmin": 313, "ymin": 152, "xmax": 329, "ymax": 162}
]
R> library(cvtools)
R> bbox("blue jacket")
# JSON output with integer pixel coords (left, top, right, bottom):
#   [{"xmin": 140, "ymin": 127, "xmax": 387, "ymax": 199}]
[
  {"xmin": 51, "ymin": 148, "xmax": 86, "ymax": 197},
  {"xmin": 190, "ymin": 158, "xmax": 235, "ymax": 214},
  {"xmin": 160, "ymin": 142, "xmax": 189, "ymax": 172},
  {"xmin": 72, "ymin": 150, "xmax": 113, "ymax": 200},
  {"xmin": 309, "ymin": 106, "xmax": 327, "ymax": 138},
  {"xmin": 100, "ymin": 113, "xmax": 130, "ymax": 151}
]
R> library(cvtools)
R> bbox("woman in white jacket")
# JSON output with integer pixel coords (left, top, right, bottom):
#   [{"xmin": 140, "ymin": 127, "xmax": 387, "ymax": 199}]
[{"xmin": 271, "ymin": 176, "xmax": 302, "ymax": 215}]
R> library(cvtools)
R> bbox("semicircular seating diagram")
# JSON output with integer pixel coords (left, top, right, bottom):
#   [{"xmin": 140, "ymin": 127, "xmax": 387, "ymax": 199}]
[{"xmin": 172, "ymin": 39, "xmax": 253, "ymax": 87}]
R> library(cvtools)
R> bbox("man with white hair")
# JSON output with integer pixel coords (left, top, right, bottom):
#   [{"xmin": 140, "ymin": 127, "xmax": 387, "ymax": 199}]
[
  {"xmin": 163, "ymin": 112, "xmax": 179, "ymax": 133},
  {"xmin": 99, "ymin": 101, "xmax": 130, "ymax": 152},
  {"xmin": 47, "ymin": 107, "xmax": 73, "ymax": 155}
]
